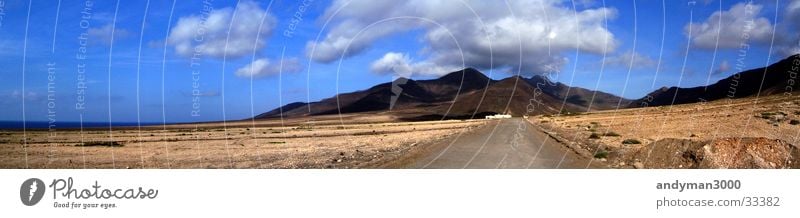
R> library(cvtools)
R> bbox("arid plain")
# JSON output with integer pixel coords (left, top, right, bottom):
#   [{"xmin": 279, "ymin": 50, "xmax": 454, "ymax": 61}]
[{"xmin": 0, "ymin": 114, "xmax": 486, "ymax": 169}]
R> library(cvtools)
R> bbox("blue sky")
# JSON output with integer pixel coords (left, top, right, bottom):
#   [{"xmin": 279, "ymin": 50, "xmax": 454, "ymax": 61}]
[{"xmin": 0, "ymin": 0, "xmax": 798, "ymax": 123}]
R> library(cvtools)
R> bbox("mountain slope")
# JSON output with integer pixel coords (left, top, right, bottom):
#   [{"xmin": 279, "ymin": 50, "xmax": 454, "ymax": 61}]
[
  {"xmin": 255, "ymin": 68, "xmax": 631, "ymax": 120},
  {"xmin": 630, "ymin": 54, "xmax": 800, "ymax": 107},
  {"xmin": 525, "ymin": 75, "xmax": 631, "ymax": 111},
  {"xmin": 254, "ymin": 68, "xmax": 495, "ymax": 119}
]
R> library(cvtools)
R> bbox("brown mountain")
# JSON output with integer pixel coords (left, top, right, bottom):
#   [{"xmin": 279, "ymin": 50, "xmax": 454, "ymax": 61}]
[
  {"xmin": 630, "ymin": 54, "xmax": 800, "ymax": 107},
  {"xmin": 255, "ymin": 68, "xmax": 630, "ymax": 120}
]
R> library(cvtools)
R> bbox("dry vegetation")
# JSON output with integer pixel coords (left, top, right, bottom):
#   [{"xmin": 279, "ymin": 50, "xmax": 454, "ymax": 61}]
[
  {"xmin": 533, "ymin": 94, "xmax": 800, "ymax": 169},
  {"xmin": 0, "ymin": 116, "xmax": 486, "ymax": 169}
]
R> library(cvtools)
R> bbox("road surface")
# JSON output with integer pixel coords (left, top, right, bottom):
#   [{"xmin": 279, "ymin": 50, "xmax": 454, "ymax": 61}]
[{"xmin": 395, "ymin": 118, "xmax": 602, "ymax": 169}]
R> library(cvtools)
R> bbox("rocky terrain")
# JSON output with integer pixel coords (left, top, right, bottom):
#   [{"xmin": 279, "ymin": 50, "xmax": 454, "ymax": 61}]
[{"xmin": 534, "ymin": 93, "xmax": 800, "ymax": 169}]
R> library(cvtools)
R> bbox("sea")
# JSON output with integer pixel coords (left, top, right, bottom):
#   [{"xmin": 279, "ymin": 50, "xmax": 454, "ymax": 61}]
[{"xmin": 0, "ymin": 121, "xmax": 166, "ymax": 129}]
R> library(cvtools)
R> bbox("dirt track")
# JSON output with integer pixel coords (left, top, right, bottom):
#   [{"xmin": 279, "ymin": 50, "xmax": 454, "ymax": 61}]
[{"xmin": 389, "ymin": 118, "xmax": 601, "ymax": 169}]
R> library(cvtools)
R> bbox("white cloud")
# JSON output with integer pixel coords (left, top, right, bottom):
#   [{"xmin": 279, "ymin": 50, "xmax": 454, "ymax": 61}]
[
  {"xmin": 688, "ymin": 1, "xmax": 800, "ymax": 57},
  {"xmin": 713, "ymin": 60, "xmax": 730, "ymax": 75},
  {"xmin": 7, "ymin": 90, "xmax": 41, "ymax": 102},
  {"xmin": 605, "ymin": 50, "xmax": 656, "ymax": 69},
  {"xmin": 685, "ymin": 2, "xmax": 774, "ymax": 49},
  {"xmin": 308, "ymin": 0, "xmax": 618, "ymax": 76},
  {"xmin": 787, "ymin": 1, "xmax": 800, "ymax": 27},
  {"xmin": 576, "ymin": 0, "xmax": 597, "ymax": 7},
  {"xmin": 776, "ymin": 1, "xmax": 800, "ymax": 56},
  {"xmin": 235, "ymin": 58, "xmax": 301, "ymax": 78},
  {"xmin": 370, "ymin": 52, "xmax": 412, "ymax": 76},
  {"xmin": 88, "ymin": 24, "xmax": 130, "ymax": 45},
  {"xmin": 167, "ymin": 0, "xmax": 276, "ymax": 59},
  {"xmin": 370, "ymin": 52, "xmax": 461, "ymax": 77},
  {"xmin": 775, "ymin": 41, "xmax": 799, "ymax": 57}
]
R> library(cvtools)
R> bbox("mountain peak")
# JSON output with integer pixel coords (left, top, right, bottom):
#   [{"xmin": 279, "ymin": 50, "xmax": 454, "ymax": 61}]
[
  {"xmin": 255, "ymin": 66, "xmax": 628, "ymax": 120},
  {"xmin": 438, "ymin": 67, "xmax": 489, "ymax": 82}
]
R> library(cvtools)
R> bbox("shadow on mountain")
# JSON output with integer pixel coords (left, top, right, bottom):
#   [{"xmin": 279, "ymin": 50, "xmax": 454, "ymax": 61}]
[{"xmin": 630, "ymin": 54, "xmax": 800, "ymax": 107}]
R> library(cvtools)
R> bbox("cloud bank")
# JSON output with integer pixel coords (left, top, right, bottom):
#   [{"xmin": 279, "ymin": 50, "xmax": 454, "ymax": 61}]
[
  {"xmin": 308, "ymin": 0, "xmax": 618, "ymax": 76},
  {"xmin": 685, "ymin": 2, "xmax": 774, "ymax": 49},
  {"xmin": 235, "ymin": 58, "xmax": 301, "ymax": 78},
  {"xmin": 167, "ymin": 0, "xmax": 276, "ymax": 59}
]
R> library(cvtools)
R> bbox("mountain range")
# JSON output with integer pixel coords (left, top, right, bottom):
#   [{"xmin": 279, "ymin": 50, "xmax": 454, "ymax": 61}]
[
  {"xmin": 256, "ymin": 54, "xmax": 800, "ymax": 121},
  {"xmin": 630, "ymin": 54, "xmax": 800, "ymax": 107}
]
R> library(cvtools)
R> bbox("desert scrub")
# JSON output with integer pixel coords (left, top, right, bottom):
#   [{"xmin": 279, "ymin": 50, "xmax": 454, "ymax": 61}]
[
  {"xmin": 790, "ymin": 120, "xmax": 800, "ymax": 125},
  {"xmin": 593, "ymin": 149, "xmax": 608, "ymax": 159},
  {"xmin": 76, "ymin": 141, "xmax": 123, "ymax": 147},
  {"xmin": 759, "ymin": 112, "xmax": 786, "ymax": 120},
  {"xmin": 602, "ymin": 131, "xmax": 620, "ymax": 137},
  {"xmin": 589, "ymin": 133, "xmax": 601, "ymax": 139},
  {"xmin": 622, "ymin": 139, "xmax": 641, "ymax": 144}
]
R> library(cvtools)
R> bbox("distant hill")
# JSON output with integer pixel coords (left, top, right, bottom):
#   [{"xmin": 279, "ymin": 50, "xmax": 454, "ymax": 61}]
[
  {"xmin": 255, "ymin": 68, "xmax": 631, "ymax": 120},
  {"xmin": 630, "ymin": 54, "xmax": 800, "ymax": 107}
]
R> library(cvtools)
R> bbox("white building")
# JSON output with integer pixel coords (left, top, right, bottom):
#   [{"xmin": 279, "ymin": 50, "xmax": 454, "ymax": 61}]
[{"xmin": 485, "ymin": 114, "xmax": 512, "ymax": 119}]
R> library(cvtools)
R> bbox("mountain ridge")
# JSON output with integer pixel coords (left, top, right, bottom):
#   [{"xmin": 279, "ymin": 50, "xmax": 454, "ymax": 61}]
[
  {"xmin": 630, "ymin": 54, "xmax": 800, "ymax": 107},
  {"xmin": 255, "ymin": 68, "xmax": 630, "ymax": 120},
  {"xmin": 256, "ymin": 54, "xmax": 799, "ymax": 120}
]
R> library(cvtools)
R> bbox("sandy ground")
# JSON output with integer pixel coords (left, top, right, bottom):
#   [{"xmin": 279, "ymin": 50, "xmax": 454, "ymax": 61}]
[
  {"xmin": 0, "ymin": 117, "xmax": 486, "ymax": 169},
  {"xmin": 532, "ymin": 94, "xmax": 800, "ymax": 168}
]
